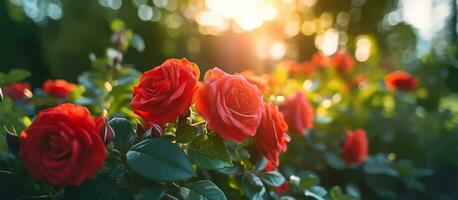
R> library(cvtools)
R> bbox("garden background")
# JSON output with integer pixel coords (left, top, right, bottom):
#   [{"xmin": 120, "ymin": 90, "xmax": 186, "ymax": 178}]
[{"xmin": 1, "ymin": 0, "xmax": 458, "ymax": 199}]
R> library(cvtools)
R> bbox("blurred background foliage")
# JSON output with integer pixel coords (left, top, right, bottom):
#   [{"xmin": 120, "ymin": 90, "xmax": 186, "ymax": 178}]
[
  {"xmin": 1, "ymin": 0, "xmax": 458, "ymax": 199},
  {"xmin": 5, "ymin": 0, "xmax": 452, "ymax": 83}
]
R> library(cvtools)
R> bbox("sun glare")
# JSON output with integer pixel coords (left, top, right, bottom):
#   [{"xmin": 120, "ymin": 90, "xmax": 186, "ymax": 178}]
[{"xmin": 197, "ymin": 0, "xmax": 278, "ymax": 32}]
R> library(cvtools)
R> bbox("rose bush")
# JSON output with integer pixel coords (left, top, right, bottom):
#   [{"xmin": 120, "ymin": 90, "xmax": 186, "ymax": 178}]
[{"xmin": 0, "ymin": 21, "xmax": 454, "ymax": 200}]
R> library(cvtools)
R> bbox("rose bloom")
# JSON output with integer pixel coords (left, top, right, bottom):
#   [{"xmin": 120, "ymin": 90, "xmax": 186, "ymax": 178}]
[
  {"xmin": 195, "ymin": 68, "xmax": 263, "ymax": 143},
  {"xmin": 342, "ymin": 129, "xmax": 368, "ymax": 166},
  {"xmin": 238, "ymin": 70, "xmax": 269, "ymax": 93},
  {"xmin": 1, "ymin": 82, "xmax": 31, "ymax": 101},
  {"xmin": 331, "ymin": 51, "xmax": 355, "ymax": 74},
  {"xmin": 310, "ymin": 52, "xmax": 329, "ymax": 68},
  {"xmin": 288, "ymin": 61, "xmax": 316, "ymax": 75},
  {"xmin": 43, "ymin": 79, "xmax": 77, "ymax": 98},
  {"xmin": 254, "ymin": 102, "xmax": 290, "ymax": 167},
  {"xmin": 385, "ymin": 70, "xmax": 418, "ymax": 92},
  {"xmin": 131, "ymin": 58, "xmax": 200, "ymax": 125},
  {"xmin": 279, "ymin": 92, "xmax": 314, "ymax": 135},
  {"xmin": 19, "ymin": 104, "xmax": 106, "ymax": 186}
]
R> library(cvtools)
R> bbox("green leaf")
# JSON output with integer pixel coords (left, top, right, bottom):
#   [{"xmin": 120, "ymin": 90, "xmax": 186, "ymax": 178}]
[
  {"xmin": 241, "ymin": 173, "xmax": 267, "ymax": 200},
  {"xmin": 110, "ymin": 164, "xmax": 126, "ymax": 184},
  {"xmin": 324, "ymin": 152, "xmax": 346, "ymax": 170},
  {"xmin": 176, "ymin": 124, "xmax": 198, "ymax": 143},
  {"xmin": 304, "ymin": 186, "xmax": 327, "ymax": 200},
  {"xmin": 135, "ymin": 187, "xmax": 167, "ymax": 200},
  {"xmin": 109, "ymin": 118, "xmax": 134, "ymax": 149},
  {"xmin": 254, "ymin": 157, "xmax": 268, "ymax": 173},
  {"xmin": 65, "ymin": 179, "xmax": 134, "ymax": 200},
  {"xmin": 363, "ymin": 154, "xmax": 398, "ymax": 177},
  {"xmin": 130, "ymin": 33, "xmax": 145, "ymax": 52},
  {"xmin": 260, "ymin": 171, "xmax": 285, "ymax": 187},
  {"xmin": 188, "ymin": 134, "xmax": 232, "ymax": 169},
  {"xmin": 0, "ymin": 73, "xmax": 6, "ymax": 85},
  {"xmin": 279, "ymin": 196, "xmax": 296, "ymax": 200},
  {"xmin": 126, "ymin": 138, "xmax": 196, "ymax": 181},
  {"xmin": 299, "ymin": 174, "xmax": 318, "ymax": 189},
  {"xmin": 181, "ymin": 180, "xmax": 227, "ymax": 200},
  {"xmin": 216, "ymin": 166, "xmax": 241, "ymax": 175},
  {"xmin": 69, "ymin": 85, "xmax": 85, "ymax": 100},
  {"xmin": 330, "ymin": 186, "xmax": 358, "ymax": 200},
  {"xmin": 117, "ymin": 67, "xmax": 141, "ymax": 86},
  {"xmin": 7, "ymin": 69, "xmax": 31, "ymax": 82},
  {"xmin": 0, "ymin": 69, "xmax": 31, "ymax": 85}
]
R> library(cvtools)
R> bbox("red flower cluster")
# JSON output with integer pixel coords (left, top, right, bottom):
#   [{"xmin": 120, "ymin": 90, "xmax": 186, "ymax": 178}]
[
  {"xmin": 288, "ymin": 61, "xmax": 317, "ymax": 75},
  {"xmin": 279, "ymin": 92, "xmax": 314, "ymax": 135},
  {"xmin": 195, "ymin": 68, "xmax": 264, "ymax": 143},
  {"xmin": 43, "ymin": 79, "xmax": 77, "ymax": 98},
  {"xmin": 385, "ymin": 70, "xmax": 418, "ymax": 92},
  {"xmin": 342, "ymin": 129, "xmax": 368, "ymax": 165},
  {"xmin": 253, "ymin": 102, "xmax": 290, "ymax": 167},
  {"xmin": 20, "ymin": 104, "xmax": 106, "ymax": 186},
  {"xmin": 131, "ymin": 58, "xmax": 200, "ymax": 126},
  {"xmin": 1, "ymin": 82, "xmax": 31, "ymax": 101},
  {"xmin": 331, "ymin": 51, "xmax": 355, "ymax": 74},
  {"xmin": 286, "ymin": 53, "xmax": 330, "ymax": 76}
]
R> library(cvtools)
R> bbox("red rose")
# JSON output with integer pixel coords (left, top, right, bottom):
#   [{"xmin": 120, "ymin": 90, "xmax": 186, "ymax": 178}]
[
  {"xmin": 310, "ymin": 52, "xmax": 328, "ymax": 68},
  {"xmin": 1, "ymin": 82, "xmax": 31, "ymax": 101},
  {"xmin": 131, "ymin": 58, "xmax": 199, "ymax": 125},
  {"xmin": 342, "ymin": 129, "xmax": 368, "ymax": 166},
  {"xmin": 254, "ymin": 102, "xmax": 289, "ymax": 167},
  {"xmin": 195, "ymin": 68, "xmax": 263, "ymax": 143},
  {"xmin": 331, "ymin": 51, "xmax": 355, "ymax": 74},
  {"xmin": 279, "ymin": 92, "xmax": 314, "ymax": 135},
  {"xmin": 43, "ymin": 79, "xmax": 76, "ymax": 98},
  {"xmin": 385, "ymin": 70, "xmax": 418, "ymax": 92},
  {"xmin": 19, "ymin": 104, "xmax": 106, "ymax": 186},
  {"xmin": 288, "ymin": 61, "xmax": 316, "ymax": 75}
]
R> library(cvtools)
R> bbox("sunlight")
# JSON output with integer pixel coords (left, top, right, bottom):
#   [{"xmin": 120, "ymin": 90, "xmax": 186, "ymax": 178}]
[{"xmin": 198, "ymin": 0, "xmax": 278, "ymax": 32}]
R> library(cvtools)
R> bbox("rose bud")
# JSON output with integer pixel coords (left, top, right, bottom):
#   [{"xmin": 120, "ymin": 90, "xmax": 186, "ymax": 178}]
[
  {"xmin": 385, "ymin": 70, "xmax": 418, "ymax": 92},
  {"xmin": 142, "ymin": 124, "xmax": 163, "ymax": 139},
  {"xmin": 1, "ymin": 82, "xmax": 32, "ymax": 101},
  {"xmin": 342, "ymin": 129, "xmax": 368, "ymax": 166},
  {"xmin": 43, "ymin": 79, "xmax": 77, "ymax": 98},
  {"xmin": 95, "ymin": 116, "xmax": 115, "ymax": 144}
]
